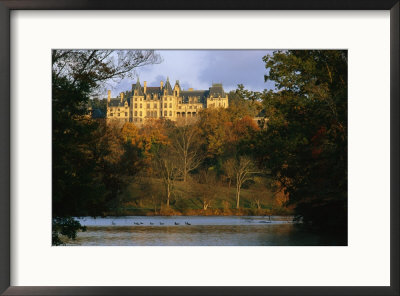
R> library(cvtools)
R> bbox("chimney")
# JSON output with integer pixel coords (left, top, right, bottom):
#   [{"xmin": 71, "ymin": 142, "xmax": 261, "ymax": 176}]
[
  {"xmin": 120, "ymin": 92, "xmax": 124, "ymax": 103},
  {"xmin": 107, "ymin": 90, "xmax": 111, "ymax": 103},
  {"xmin": 144, "ymin": 81, "xmax": 147, "ymax": 94},
  {"xmin": 160, "ymin": 81, "xmax": 164, "ymax": 89}
]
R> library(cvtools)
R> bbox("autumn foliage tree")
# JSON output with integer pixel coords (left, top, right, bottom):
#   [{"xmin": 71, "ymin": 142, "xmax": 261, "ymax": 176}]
[
  {"xmin": 52, "ymin": 49, "xmax": 161, "ymax": 244},
  {"xmin": 197, "ymin": 108, "xmax": 231, "ymax": 158},
  {"xmin": 255, "ymin": 50, "xmax": 347, "ymax": 233}
]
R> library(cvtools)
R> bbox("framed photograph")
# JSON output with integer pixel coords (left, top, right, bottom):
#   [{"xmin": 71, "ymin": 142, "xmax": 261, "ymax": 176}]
[{"xmin": 1, "ymin": 0, "xmax": 399, "ymax": 295}]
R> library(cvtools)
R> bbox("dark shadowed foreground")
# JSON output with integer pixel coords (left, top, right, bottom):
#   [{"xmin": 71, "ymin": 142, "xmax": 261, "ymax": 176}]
[{"xmin": 63, "ymin": 216, "xmax": 346, "ymax": 246}]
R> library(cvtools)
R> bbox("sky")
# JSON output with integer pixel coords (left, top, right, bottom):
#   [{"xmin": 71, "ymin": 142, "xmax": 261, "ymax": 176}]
[{"xmin": 107, "ymin": 50, "xmax": 276, "ymax": 97}]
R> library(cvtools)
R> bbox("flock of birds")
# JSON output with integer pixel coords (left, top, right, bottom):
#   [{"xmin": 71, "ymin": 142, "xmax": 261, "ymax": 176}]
[
  {"xmin": 111, "ymin": 221, "xmax": 192, "ymax": 226},
  {"xmin": 93, "ymin": 216, "xmax": 276, "ymax": 226},
  {"xmin": 108, "ymin": 216, "xmax": 275, "ymax": 226}
]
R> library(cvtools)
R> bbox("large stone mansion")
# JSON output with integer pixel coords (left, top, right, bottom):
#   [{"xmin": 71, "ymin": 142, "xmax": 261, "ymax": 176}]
[{"xmin": 106, "ymin": 78, "xmax": 229, "ymax": 124}]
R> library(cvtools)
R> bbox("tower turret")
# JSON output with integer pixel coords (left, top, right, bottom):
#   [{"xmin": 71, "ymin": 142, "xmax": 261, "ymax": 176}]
[
  {"xmin": 174, "ymin": 80, "xmax": 181, "ymax": 97},
  {"xmin": 133, "ymin": 78, "xmax": 143, "ymax": 96}
]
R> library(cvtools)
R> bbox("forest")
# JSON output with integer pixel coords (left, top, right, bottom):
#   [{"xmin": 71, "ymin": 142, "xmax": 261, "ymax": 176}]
[{"xmin": 52, "ymin": 50, "xmax": 347, "ymax": 245}]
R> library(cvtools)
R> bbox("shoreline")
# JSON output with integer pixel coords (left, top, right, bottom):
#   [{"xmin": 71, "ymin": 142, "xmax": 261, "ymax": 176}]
[{"xmin": 103, "ymin": 207, "xmax": 293, "ymax": 217}]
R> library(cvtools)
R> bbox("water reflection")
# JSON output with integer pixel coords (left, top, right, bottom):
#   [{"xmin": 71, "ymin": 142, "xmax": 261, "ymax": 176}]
[{"xmin": 64, "ymin": 216, "xmax": 345, "ymax": 246}]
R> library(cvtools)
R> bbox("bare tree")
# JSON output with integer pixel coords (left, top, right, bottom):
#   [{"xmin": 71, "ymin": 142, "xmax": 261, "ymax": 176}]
[
  {"xmin": 52, "ymin": 49, "xmax": 162, "ymax": 91},
  {"xmin": 153, "ymin": 146, "xmax": 178, "ymax": 208},
  {"xmin": 225, "ymin": 156, "xmax": 258, "ymax": 209},
  {"xmin": 250, "ymin": 177, "xmax": 271, "ymax": 211},
  {"xmin": 170, "ymin": 124, "xmax": 204, "ymax": 182},
  {"xmin": 197, "ymin": 168, "xmax": 218, "ymax": 211},
  {"xmin": 254, "ymin": 199, "xmax": 262, "ymax": 210},
  {"xmin": 224, "ymin": 158, "xmax": 236, "ymax": 191}
]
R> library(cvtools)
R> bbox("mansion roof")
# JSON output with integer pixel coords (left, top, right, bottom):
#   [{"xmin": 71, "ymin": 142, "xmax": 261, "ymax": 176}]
[
  {"xmin": 108, "ymin": 80, "xmax": 226, "ymax": 106},
  {"xmin": 108, "ymin": 99, "xmax": 127, "ymax": 107}
]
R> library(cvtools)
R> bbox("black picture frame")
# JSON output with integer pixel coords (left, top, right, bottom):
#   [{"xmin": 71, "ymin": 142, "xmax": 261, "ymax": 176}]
[{"xmin": 0, "ymin": 1, "xmax": 399, "ymax": 295}]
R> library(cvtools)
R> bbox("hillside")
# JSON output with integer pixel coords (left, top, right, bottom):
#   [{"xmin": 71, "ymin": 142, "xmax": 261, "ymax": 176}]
[{"xmin": 107, "ymin": 177, "xmax": 293, "ymax": 216}]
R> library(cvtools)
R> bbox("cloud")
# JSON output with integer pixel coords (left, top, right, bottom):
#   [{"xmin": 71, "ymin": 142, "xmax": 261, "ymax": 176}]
[
  {"xmin": 197, "ymin": 50, "xmax": 274, "ymax": 91},
  {"xmin": 149, "ymin": 75, "xmax": 166, "ymax": 87},
  {"xmin": 107, "ymin": 49, "xmax": 275, "ymax": 97}
]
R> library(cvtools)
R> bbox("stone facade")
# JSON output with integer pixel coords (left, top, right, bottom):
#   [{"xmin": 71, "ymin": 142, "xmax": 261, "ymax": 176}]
[{"xmin": 106, "ymin": 78, "xmax": 229, "ymax": 124}]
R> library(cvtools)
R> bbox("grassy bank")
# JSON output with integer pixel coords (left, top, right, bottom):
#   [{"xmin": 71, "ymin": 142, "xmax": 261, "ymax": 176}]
[{"xmin": 106, "ymin": 177, "xmax": 293, "ymax": 216}]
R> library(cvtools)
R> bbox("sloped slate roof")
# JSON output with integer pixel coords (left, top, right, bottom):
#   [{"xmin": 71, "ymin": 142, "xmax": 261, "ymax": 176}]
[
  {"xmin": 109, "ymin": 99, "xmax": 127, "ymax": 107},
  {"xmin": 164, "ymin": 79, "xmax": 173, "ymax": 95},
  {"xmin": 209, "ymin": 83, "xmax": 225, "ymax": 97},
  {"xmin": 180, "ymin": 90, "xmax": 209, "ymax": 103},
  {"xmin": 146, "ymin": 87, "xmax": 162, "ymax": 95},
  {"xmin": 181, "ymin": 90, "xmax": 209, "ymax": 98},
  {"xmin": 133, "ymin": 80, "xmax": 143, "ymax": 95},
  {"xmin": 128, "ymin": 80, "xmax": 226, "ymax": 98},
  {"xmin": 174, "ymin": 80, "xmax": 181, "ymax": 90}
]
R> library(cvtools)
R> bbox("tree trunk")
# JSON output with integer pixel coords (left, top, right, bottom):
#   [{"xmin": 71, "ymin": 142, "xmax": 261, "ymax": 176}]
[
  {"xmin": 183, "ymin": 158, "xmax": 187, "ymax": 182},
  {"xmin": 166, "ymin": 184, "xmax": 170, "ymax": 208},
  {"xmin": 236, "ymin": 184, "xmax": 241, "ymax": 209},
  {"xmin": 203, "ymin": 200, "xmax": 209, "ymax": 210}
]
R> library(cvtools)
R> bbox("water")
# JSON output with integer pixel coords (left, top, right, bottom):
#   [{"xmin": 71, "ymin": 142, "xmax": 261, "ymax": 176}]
[{"xmin": 64, "ymin": 216, "xmax": 345, "ymax": 246}]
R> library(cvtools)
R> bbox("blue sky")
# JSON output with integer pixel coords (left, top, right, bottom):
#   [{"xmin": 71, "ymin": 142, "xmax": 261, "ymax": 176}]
[{"xmin": 108, "ymin": 50, "xmax": 275, "ymax": 97}]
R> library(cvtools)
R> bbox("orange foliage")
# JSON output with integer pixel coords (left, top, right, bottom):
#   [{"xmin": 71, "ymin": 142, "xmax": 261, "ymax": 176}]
[
  {"xmin": 229, "ymin": 115, "xmax": 259, "ymax": 143},
  {"xmin": 198, "ymin": 108, "xmax": 231, "ymax": 156},
  {"xmin": 121, "ymin": 120, "xmax": 169, "ymax": 156},
  {"xmin": 121, "ymin": 122, "xmax": 140, "ymax": 144},
  {"xmin": 198, "ymin": 109, "xmax": 260, "ymax": 156},
  {"xmin": 139, "ymin": 119, "xmax": 169, "ymax": 154}
]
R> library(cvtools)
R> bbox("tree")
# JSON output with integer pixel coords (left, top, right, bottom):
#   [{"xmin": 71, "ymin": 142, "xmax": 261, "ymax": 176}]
[
  {"xmin": 227, "ymin": 84, "xmax": 263, "ymax": 119},
  {"xmin": 225, "ymin": 156, "xmax": 258, "ymax": 209},
  {"xmin": 170, "ymin": 124, "xmax": 204, "ymax": 182},
  {"xmin": 52, "ymin": 50, "xmax": 161, "ymax": 244},
  {"xmin": 138, "ymin": 119, "xmax": 170, "ymax": 162},
  {"xmin": 52, "ymin": 50, "xmax": 161, "ymax": 89},
  {"xmin": 96, "ymin": 121, "xmax": 145, "ymax": 212},
  {"xmin": 89, "ymin": 97, "xmax": 107, "ymax": 117},
  {"xmin": 255, "ymin": 50, "xmax": 347, "ymax": 233},
  {"xmin": 153, "ymin": 145, "xmax": 178, "ymax": 208},
  {"xmin": 227, "ymin": 115, "xmax": 260, "ymax": 146},
  {"xmin": 249, "ymin": 177, "xmax": 271, "ymax": 211},
  {"xmin": 196, "ymin": 168, "xmax": 218, "ymax": 211},
  {"xmin": 197, "ymin": 108, "xmax": 231, "ymax": 158}
]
